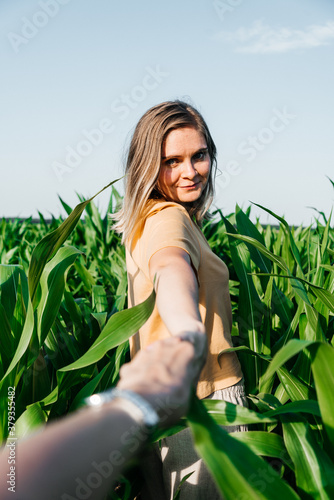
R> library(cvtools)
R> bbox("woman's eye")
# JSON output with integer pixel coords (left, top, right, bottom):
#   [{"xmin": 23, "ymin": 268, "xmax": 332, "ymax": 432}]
[
  {"xmin": 194, "ymin": 151, "xmax": 206, "ymax": 161},
  {"xmin": 165, "ymin": 158, "xmax": 178, "ymax": 167}
]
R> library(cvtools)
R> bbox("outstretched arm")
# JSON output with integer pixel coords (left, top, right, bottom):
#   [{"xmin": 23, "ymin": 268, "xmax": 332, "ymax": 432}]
[
  {"xmin": 0, "ymin": 338, "xmax": 195, "ymax": 500},
  {"xmin": 149, "ymin": 246, "xmax": 207, "ymax": 378}
]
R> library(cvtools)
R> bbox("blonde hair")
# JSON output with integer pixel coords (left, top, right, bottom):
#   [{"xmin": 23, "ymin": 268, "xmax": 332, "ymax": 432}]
[{"xmin": 112, "ymin": 100, "xmax": 217, "ymax": 244}]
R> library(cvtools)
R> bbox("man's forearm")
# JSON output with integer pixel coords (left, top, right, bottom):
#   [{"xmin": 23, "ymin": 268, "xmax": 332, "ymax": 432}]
[
  {"xmin": 2, "ymin": 402, "xmax": 146, "ymax": 500},
  {"xmin": 1, "ymin": 338, "xmax": 197, "ymax": 500}
]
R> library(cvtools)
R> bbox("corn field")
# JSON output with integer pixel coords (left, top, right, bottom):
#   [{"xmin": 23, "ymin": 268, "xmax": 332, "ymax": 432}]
[{"xmin": 1, "ymin": 179, "xmax": 334, "ymax": 500}]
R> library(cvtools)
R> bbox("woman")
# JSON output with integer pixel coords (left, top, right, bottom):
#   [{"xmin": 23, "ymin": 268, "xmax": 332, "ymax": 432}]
[{"xmin": 113, "ymin": 100, "xmax": 247, "ymax": 500}]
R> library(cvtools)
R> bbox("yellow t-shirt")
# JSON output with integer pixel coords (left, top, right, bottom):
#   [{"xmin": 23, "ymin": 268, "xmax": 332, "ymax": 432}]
[{"xmin": 126, "ymin": 199, "xmax": 243, "ymax": 399}]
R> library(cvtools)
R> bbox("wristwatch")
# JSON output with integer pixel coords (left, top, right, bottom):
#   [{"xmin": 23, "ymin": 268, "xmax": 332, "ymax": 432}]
[{"xmin": 85, "ymin": 388, "xmax": 159, "ymax": 432}]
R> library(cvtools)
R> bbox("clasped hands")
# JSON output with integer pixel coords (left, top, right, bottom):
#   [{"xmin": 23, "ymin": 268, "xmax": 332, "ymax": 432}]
[{"xmin": 117, "ymin": 333, "xmax": 207, "ymax": 428}]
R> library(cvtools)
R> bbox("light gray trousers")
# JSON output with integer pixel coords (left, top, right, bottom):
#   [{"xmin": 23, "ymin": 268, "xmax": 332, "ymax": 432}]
[{"xmin": 142, "ymin": 379, "xmax": 248, "ymax": 500}]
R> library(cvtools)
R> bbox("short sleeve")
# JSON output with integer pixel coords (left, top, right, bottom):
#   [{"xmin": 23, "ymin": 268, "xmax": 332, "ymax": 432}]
[{"xmin": 140, "ymin": 205, "xmax": 201, "ymax": 276}]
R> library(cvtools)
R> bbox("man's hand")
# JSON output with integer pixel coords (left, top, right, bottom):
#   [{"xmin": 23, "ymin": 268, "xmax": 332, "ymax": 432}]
[{"xmin": 117, "ymin": 337, "xmax": 197, "ymax": 426}]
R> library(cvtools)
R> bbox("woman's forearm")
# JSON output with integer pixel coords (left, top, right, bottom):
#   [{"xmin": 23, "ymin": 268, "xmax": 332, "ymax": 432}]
[{"xmin": 149, "ymin": 247, "xmax": 207, "ymax": 360}]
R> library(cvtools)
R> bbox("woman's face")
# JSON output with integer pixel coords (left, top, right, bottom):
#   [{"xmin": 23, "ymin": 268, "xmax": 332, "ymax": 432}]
[{"xmin": 158, "ymin": 127, "xmax": 211, "ymax": 206}]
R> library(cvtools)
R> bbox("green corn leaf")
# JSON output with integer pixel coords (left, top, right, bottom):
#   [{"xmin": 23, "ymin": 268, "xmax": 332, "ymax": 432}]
[
  {"xmin": 320, "ymin": 212, "xmax": 332, "ymax": 259},
  {"xmin": 91, "ymin": 312, "xmax": 108, "ymax": 333},
  {"xmin": 187, "ymin": 396, "xmax": 300, "ymax": 500},
  {"xmin": 172, "ymin": 472, "xmax": 195, "ymax": 500},
  {"xmin": 58, "ymin": 196, "xmax": 73, "ymax": 216},
  {"xmin": 28, "ymin": 178, "xmax": 121, "ymax": 304},
  {"xmin": 320, "ymin": 264, "xmax": 334, "ymax": 273},
  {"xmin": 203, "ymin": 399, "xmax": 277, "ymax": 425},
  {"xmin": 92, "ymin": 285, "xmax": 108, "ymax": 313},
  {"xmin": 69, "ymin": 362, "xmax": 112, "ymax": 411},
  {"xmin": 282, "ymin": 415, "xmax": 334, "ymax": 499},
  {"xmin": 271, "ymin": 284, "xmax": 294, "ymax": 328},
  {"xmin": 44, "ymin": 328, "xmax": 69, "ymax": 371},
  {"xmin": 309, "ymin": 342, "xmax": 334, "ymax": 458},
  {"xmin": 226, "ymin": 233, "xmax": 289, "ymax": 273},
  {"xmin": 326, "ymin": 176, "xmax": 334, "ymax": 190},
  {"xmin": 31, "ymin": 349, "xmax": 52, "ymax": 403},
  {"xmin": 14, "ymin": 402, "xmax": 48, "ymax": 439},
  {"xmin": 0, "ymin": 292, "xmax": 35, "ymax": 386},
  {"xmin": 86, "ymin": 199, "xmax": 104, "ymax": 236},
  {"xmin": 110, "ymin": 341, "xmax": 129, "ymax": 386},
  {"xmin": 310, "ymin": 287, "xmax": 334, "ymax": 313},
  {"xmin": 10, "ymin": 272, "xmax": 30, "ymax": 345},
  {"xmin": 232, "ymin": 431, "xmax": 292, "ymax": 468},
  {"xmin": 74, "ymin": 259, "xmax": 96, "ymax": 291},
  {"xmin": 249, "ymin": 392, "xmax": 282, "ymax": 412},
  {"xmin": 293, "ymin": 313, "xmax": 313, "ymax": 383},
  {"xmin": 261, "ymin": 340, "xmax": 314, "ymax": 386},
  {"xmin": 0, "ymin": 265, "xmax": 24, "ymax": 323},
  {"xmin": 0, "ymin": 303, "xmax": 14, "ymax": 360},
  {"xmin": 304, "ymin": 303, "xmax": 326, "ymax": 342},
  {"xmin": 264, "ymin": 399, "xmax": 321, "ymax": 418},
  {"xmin": 277, "ymin": 366, "xmax": 317, "ymax": 402},
  {"xmin": 223, "ymin": 217, "xmax": 263, "ymax": 390},
  {"xmin": 226, "ymin": 233, "xmax": 312, "ymax": 306},
  {"xmin": 57, "ymin": 288, "xmax": 155, "ymax": 391},
  {"xmin": 254, "ymin": 272, "xmax": 334, "ymax": 314},
  {"xmin": 235, "ymin": 205, "xmax": 272, "ymax": 273},
  {"xmin": 251, "ymin": 202, "xmax": 304, "ymax": 277},
  {"xmin": 38, "ymin": 387, "xmax": 59, "ymax": 407},
  {"xmin": 63, "ymin": 290, "xmax": 89, "ymax": 347},
  {"xmin": 152, "ymin": 422, "xmax": 187, "ymax": 442},
  {"xmin": 36, "ymin": 246, "xmax": 82, "ymax": 345},
  {"xmin": 220, "ymin": 345, "xmax": 271, "ymax": 362}
]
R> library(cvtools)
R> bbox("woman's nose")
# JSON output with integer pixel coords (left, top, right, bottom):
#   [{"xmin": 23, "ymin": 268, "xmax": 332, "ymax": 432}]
[{"xmin": 181, "ymin": 159, "xmax": 197, "ymax": 178}]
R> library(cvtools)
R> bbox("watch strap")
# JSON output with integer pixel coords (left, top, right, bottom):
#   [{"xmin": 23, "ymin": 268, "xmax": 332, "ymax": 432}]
[{"xmin": 85, "ymin": 388, "xmax": 159, "ymax": 431}]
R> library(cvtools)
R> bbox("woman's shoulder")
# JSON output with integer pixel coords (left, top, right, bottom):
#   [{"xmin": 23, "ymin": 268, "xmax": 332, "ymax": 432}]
[
  {"xmin": 128, "ymin": 199, "xmax": 195, "ymax": 253},
  {"xmin": 145, "ymin": 198, "xmax": 190, "ymax": 220}
]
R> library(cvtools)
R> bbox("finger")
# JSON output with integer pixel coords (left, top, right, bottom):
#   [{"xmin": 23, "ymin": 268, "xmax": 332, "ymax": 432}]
[
  {"xmin": 120, "ymin": 338, "xmax": 196, "ymax": 391},
  {"xmin": 144, "ymin": 337, "xmax": 181, "ymax": 356}
]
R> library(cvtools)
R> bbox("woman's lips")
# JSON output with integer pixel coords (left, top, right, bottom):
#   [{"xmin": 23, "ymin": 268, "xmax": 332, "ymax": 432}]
[{"xmin": 180, "ymin": 182, "xmax": 200, "ymax": 189}]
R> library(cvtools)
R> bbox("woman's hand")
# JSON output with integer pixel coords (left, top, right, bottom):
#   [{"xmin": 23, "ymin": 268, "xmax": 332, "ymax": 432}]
[{"xmin": 177, "ymin": 327, "xmax": 208, "ymax": 384}]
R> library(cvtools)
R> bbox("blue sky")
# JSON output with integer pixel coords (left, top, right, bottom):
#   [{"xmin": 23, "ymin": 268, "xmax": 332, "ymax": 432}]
[{"xmin": 1, "ymin": 0, "xmax": 333, "ymax": 226}]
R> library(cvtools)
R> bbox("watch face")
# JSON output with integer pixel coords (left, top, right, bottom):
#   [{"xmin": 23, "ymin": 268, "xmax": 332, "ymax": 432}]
[{"xmin": 87, "ymin": 394, "xmax": 103, "ymax": 406}]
